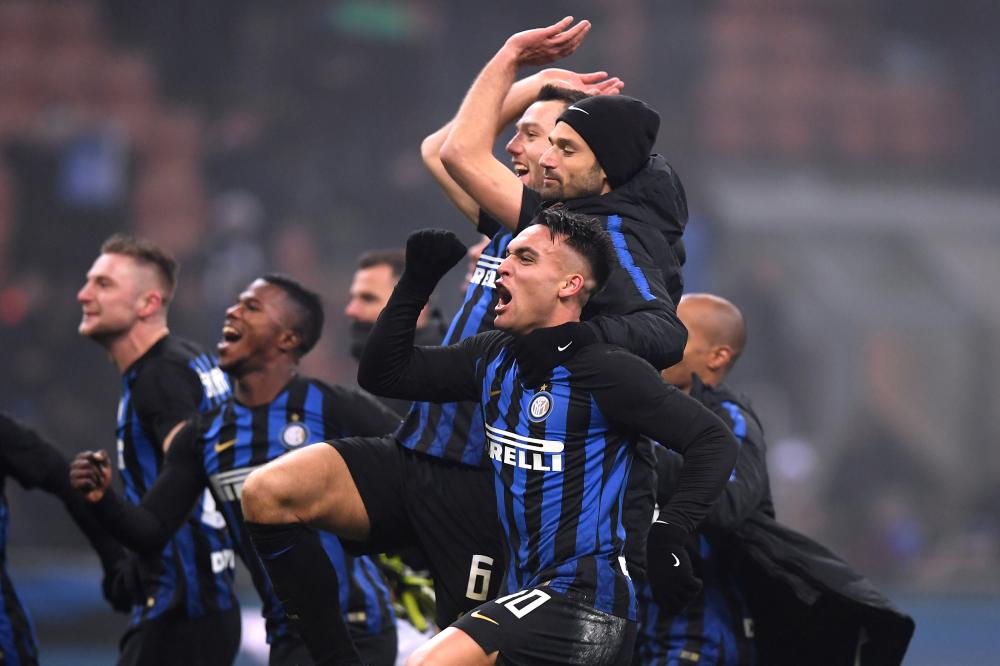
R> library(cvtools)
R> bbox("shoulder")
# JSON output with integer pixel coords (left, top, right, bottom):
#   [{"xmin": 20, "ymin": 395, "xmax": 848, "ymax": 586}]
[
  {"xmin": 572, "ymin": 344, "xmax": 661, "ymax": 383},
  {"xmin": 701, "ymin": 382, "xmax": 764, "ymax": 440}
]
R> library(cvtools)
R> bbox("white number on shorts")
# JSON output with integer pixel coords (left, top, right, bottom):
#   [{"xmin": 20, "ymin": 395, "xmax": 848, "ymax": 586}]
[
  {"xmin": 466, "ymin": 554, "xmax": 494, "ymax": 601},
  {"xmin": 494, "ymin": 588, "xmax": 552, "ymax": 618}
]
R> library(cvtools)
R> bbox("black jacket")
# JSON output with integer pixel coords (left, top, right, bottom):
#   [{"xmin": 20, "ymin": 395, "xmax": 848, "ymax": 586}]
[
  {"xmin": 657, "ymin": 379, "xmax": 915, "ymax": 665},
  {"xmin": 518, "ymin": 154, "xmax": 689, "ymax": 371}
]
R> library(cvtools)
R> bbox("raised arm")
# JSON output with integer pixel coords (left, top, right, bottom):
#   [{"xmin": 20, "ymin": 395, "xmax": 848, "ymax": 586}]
[
  {"xmin": 357, "ymin": 229, "xmax": 486, "ymax": 403},
  {"xmin": 439, "ymin": 17, "xmax": 590, "ymax": 229},
  {"xmin": 423, "ymin": 67, "xmax": 622, "ymax": 226}
]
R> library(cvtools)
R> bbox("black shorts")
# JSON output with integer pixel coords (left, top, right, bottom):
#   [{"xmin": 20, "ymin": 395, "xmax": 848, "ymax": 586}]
[
  {"xmin": 118, "ymin": 606, "xmax": 241, "ymax": 666},
  {"xmin": 268, "ymin": 624, "xmax": 398, "ymax": 666},
  {"xmin": 332, "ymin": 436, "xmax": 505, "ymax": 627},
  {"xmin": 453, "ymin": 586, "xmax": 637, "ymax": 666}
]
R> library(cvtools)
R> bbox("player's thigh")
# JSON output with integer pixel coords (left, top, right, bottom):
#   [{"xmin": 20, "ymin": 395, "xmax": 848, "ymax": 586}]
[
  {"xmin": 243, "ymin": 439, "xmax": 371, "ymax": 539},
  {"xmin": 406, "ymin": 626, "xmax": 496, "ymax": 666},
  {"xmin": 403, "ymin": 452, "xmax": 505, "ymax": 625}
]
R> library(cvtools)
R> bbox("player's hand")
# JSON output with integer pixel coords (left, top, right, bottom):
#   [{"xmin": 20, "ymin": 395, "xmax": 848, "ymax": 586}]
[
  {"xmin": 503, "ymin": 17, "xmax": 591, "ymax": 68},
  {"xmin": 510, "ymin": 321, "xmax": 598, "ymax": 389},
  {"xmin": 646, "ymin": 521, "xmax": 702, "ymax": 614},
  {"xmin": 102, "ymin": 553, "xmax": 145, "ymax": 613},
  {"xmin": 69, "ymin": 450, "xmax": 112, "ymax": 502},
  {"xmin": 538, "ymin": 68, "xmax": 624, "ymax": 96},
  {"xmin": 399, "ymin": 229, "xmax": 468, "ymax": 297}
]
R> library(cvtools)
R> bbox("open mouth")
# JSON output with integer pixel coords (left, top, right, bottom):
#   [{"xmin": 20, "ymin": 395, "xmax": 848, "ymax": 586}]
[
  {"xmin": 513, "ymin": 164, "xmax": 529, "ymax": 177},
  {"xmin": 219, "ymin": 324, "xmax": 242, "ymax": 347},
  {"xmin": 494, "ymin": 282, "xmax": 512, "ymax": 314}
]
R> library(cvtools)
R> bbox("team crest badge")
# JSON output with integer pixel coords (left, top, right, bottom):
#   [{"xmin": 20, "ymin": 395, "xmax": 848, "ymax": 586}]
[
  {"xmin": 528, "ymin": 390, "xmax": 553, "ymax": 422},
  {"xmin": 280, "ymin": 414, "xmax": 310, "ymax": 449}
]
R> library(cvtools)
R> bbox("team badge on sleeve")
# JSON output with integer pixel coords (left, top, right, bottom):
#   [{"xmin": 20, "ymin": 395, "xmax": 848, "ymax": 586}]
[{"xmin": 280, "ymin": 414, "xmax": 310, "ymax": 449}]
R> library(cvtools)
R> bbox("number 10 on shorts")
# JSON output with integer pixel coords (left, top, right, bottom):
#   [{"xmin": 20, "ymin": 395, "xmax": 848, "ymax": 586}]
[{"xmin": 466, "ymin": 554, "xmax": 494, "ymax": 601}]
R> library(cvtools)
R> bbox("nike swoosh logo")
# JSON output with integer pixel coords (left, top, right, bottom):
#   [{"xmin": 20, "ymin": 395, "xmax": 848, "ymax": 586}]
[
  {"xmin": 672, "ymin": 554, "xmax": 681, "ymax": 567},
  {"xmin": 470, "ymin": 610, "xmax": 499, "ymax": 626},
  {"xmin": 566, "ymin": 105, "xmax": 590, "ymax": 115},
  {"xmin": 490, "ymin": 389, "xmax": 502, "ymax": 397},
  {"xmin": 557, "ymin": 341, "xmax": 573, "ymax": 352},
  {"xmin": 214, "ymin": 438, "xmax": 236, "ymax": 453}
]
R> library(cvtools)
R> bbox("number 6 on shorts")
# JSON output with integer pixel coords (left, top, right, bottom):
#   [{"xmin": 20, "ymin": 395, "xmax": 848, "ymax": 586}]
[{"xmin": 466, "ymin": 554, "xmax": 494, "ymax": 601}]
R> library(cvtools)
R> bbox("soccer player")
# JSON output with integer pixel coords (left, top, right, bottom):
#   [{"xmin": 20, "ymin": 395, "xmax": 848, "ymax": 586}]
[
  {"xmin": 638, "ymin": 294, "xmax": 915, "ymax": 666},
  {"xmin": 345, "ymin": 249, "xmax": 447, "ymax": 417},
  {"xmin": 237, "ymin": 33, "xmax": 691, "ymax": 666},
  {"xmin": 71, "ymin": 274, "xmax": 401, "ymax": 666},
  {"xmin": 0, "ymin": 413, "xmax": 127, "ymax": 665},
  {"xmin": 637, "ymin": 293, "xmax": 759, "ymax": 665},
  {"xmin": 437, "ymin": 17, "xmax": 690, "ymax": 385},
  {"xmin": 77, "ymin": 234, "xmax": 240, "ymax": 666},
  {"xmin": 354, "ymin": 214, "xmax": 736, "ymax": 664}
]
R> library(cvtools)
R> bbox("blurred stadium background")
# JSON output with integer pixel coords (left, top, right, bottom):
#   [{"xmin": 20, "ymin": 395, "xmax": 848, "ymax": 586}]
[{"xmin": 1, "ymin": 0, "xmax": 998, "ymax": 663}]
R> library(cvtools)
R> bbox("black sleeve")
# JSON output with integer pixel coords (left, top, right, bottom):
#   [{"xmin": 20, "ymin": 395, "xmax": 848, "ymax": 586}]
[
  {"xmin": 477, "ymin": 209, "xmax": 502, "ymax": 238},
  {"xmin": 652, "ymin": 441, "xmax": 684, "ymax": 505},
  {"xmin": 322, "ymin": 384, "xmax": 402, "ymax": 437},
  {"xmin": 91, "ymin": 421, "xmax": 208, "ymax": 554},
  {"xmin": 589, "ymin": 350, "xmax": 738, "ymax": 535},
  {"xmin": 358, "ymin": 280, "xmax": 494, "ymax": 404},
  {"xmin": 518, "ymin": 190, "xmax": 688, "ymax": 371},
  {"xmin": 579, "ymin": 218, "xmax": 687, "ymax": 371},
  {"xmin": 515, "ymin": 186, "xmax": 543, "ymax": 233},
  {"xmin": 0, "ymin": 413, "xmax": 125, "ymax": 570},
  {"xmin": 702, "ymin": 402, "xmax": 769, "ymax": 532},
  {"xmin": 131, "ymin": 358, "xmax": 204, "ymax": 447}
]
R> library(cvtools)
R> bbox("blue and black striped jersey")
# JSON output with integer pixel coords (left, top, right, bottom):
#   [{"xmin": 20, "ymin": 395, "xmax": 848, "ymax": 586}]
[
  {"xmin": 361, "ymin": 294, "xmax": 737, "ymax": 623},
  {"xmin": 116, "ymin": 335, "xmax": 236, "ymax": 626},
  {"xmin": 202, "ymin": 376, "xmax": 398, "ymax": 641},
  {"xmin": 0, "ymin": 500, "xmax": 36, "ymax": 666},
  {"xmin": 636, "ymin": 381, "xmax": 768, "ymax": 666}
]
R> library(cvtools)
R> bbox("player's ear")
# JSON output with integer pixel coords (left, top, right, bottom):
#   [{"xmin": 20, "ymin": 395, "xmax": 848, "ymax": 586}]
[
  {"xmin": 559, "ymin": 273, "xmax": 586, "ymax": 299},
  {"xmin": 136, "ymin": 290, "xmax": 163, "ymax": 319},
  {"xmin": 707, "ymin": 345, "xmax": 733, "ymax": 371},
  {"xmin": 277, "ymin": 329, "xmax": 301, "ymax": 354}
]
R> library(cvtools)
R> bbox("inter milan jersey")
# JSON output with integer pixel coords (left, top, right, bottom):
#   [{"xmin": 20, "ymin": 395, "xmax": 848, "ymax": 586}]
[
  {"xmin": 116, "ymin": 335, "xmax": 236, "ymax": 625},
  {"xmin": 636, "ymin": 382, "xmax": 768, "ymax": 666},
  {"xmin": 201, "ymin": 376, "xmax": 399, "ymax": 640},
  {"xmin": 362, "ymin": 298, "xmax": 737, "ymax": 622},
  {"xmin": 0, "ymin": 498, "xmax": 34, "ymax": 666}
]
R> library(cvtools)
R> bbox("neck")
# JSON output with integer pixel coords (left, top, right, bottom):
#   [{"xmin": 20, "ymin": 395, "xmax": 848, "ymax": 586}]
[
  {"xmin": 108, "ymin": 324, "xmax": 169, "ymax": 373},
  {"xmin": 522, "ymin": 306, "xmax": 580, "ymax": 336},
  {"xmin": 232, "ymin": 359, "xmax": 298, "ymax": 407}
]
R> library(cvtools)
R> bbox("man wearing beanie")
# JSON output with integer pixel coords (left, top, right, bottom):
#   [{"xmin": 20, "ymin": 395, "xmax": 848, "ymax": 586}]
[{"xmin": 440, "ymin": 17, "xmax": 690, "ymax": 388}]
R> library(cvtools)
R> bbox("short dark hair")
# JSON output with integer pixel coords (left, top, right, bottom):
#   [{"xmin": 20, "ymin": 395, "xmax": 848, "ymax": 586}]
[
  {"xmin": 529, "ymin": 205, "xmax": 615, "ymax": 298},
  {"xmin": 536, "ymin": 84, "xmax": 588, "ymax": 106},
  {"xmin": 100, "ymin": 233, "xmax": 178, "ymax": 305},
  {"xmin": 260, "ymin": 273, "xmax": 324, "ymax": 358},
  {"xmin": 357, "ymin": 249, "xmax": 405, "ymax": 279}
]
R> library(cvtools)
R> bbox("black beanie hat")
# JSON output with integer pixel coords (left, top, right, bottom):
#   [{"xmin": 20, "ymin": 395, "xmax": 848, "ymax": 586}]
[{"xmin": 556, "ymin": 95, "xmax": 660, "ymax": 188}]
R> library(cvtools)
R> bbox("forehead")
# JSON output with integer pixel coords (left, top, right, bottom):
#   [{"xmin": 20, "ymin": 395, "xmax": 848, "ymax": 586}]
[
  {"xmin": 242, "ymin": 279, "xmax": 289, "ymax": 306},
  {"xmin": 88, "ymin": 253, "xmax": 142, "ymax": 280},
  {"xmin": 549, "ymin": 121, "xmax": 589, "ymax": 148},
  {"xmin": 509, "ymin": 224, "xmax": 559, "ymax": 254},
  {"xmin": 351, "ymin": 264, "xmax": 397, "ymax": 294},
  {"xmin": 518, "ymin": 100, "xmax": 567, "ymax": 131},
  {"xmin": 676, "ymin": 298, "xmax": 713, "ymax": 337}
]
